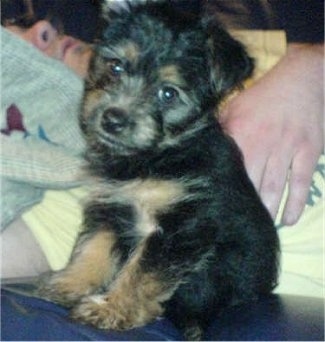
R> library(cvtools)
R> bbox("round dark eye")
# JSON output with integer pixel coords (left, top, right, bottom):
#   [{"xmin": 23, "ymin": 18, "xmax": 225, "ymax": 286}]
[
  {"xmin": 158, "ymin": 86, "xmax": 179, "ymax": 103},
  {"xmin": 108, "ymin": 59, "xmax": 124, "ymax": 77}
]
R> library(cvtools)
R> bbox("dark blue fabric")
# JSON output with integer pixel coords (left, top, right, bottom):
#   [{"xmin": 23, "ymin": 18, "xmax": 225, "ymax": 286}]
[
  {"xmin": 205, "ymin": 294, "xmax": 324, "ymax": 341},
  {"xmin": 1, "ymin": 288, "xmax": 183, "ymax": 341},
  {"xmin": 1, "ymin": 285, "xmax": 324, "ymax": 341}
]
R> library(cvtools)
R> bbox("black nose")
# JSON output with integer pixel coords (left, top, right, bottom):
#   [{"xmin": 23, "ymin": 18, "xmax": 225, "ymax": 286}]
[{"xmin": 100, "ymin": 108, "xmax": 128, "ymax": 133}]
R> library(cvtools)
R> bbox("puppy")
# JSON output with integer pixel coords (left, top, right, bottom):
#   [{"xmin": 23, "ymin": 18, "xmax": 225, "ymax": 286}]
[{"xmin": 38, "ymin": 2, "xmax": 279, "ymax": 340}]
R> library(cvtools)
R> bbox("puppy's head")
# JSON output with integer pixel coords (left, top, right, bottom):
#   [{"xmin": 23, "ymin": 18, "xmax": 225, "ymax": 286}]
[{"xmin": 81, "ymin": 1, "xmax": 253, "ymax": 159}]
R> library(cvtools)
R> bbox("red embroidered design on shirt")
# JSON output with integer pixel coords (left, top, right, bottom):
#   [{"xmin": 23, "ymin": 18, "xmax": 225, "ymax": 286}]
[{"xmin": 1, "ymin": 104, "xmax": 28, "ymax": 136}]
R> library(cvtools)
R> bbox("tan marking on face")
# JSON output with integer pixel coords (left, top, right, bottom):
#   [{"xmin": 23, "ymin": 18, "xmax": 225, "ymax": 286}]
[
  {"xmin": 83, "ymin": 89, "xmax": 105, "ymax": 119},
  {"xmin": 116, "ymin": 41, "xmax": 140, "ymax": 64},
  {"xmin": 159, "ymin": 65, "xmax": 185, "ymax": 86}
]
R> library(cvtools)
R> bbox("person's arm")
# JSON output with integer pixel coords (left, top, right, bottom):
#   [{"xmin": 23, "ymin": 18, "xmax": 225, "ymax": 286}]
[{"xmin": 220, "ymin": 43, "xmax": 324, "ymax": 225}]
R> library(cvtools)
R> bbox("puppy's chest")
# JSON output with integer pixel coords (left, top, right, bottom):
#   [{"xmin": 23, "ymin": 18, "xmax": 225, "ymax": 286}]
[{"xmin": 96, "ymin": 179, "xmax": 189, "ymax": 237}]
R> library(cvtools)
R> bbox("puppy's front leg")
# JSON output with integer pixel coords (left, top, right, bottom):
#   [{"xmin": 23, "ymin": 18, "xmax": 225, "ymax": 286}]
[
  {"xmin": 71, "ymin": 230, "xmax": 211, "ymax": 331},
  {"xmin": 37, "ymin": 229, "xmax": 119, "ymax": 307},
  {"xmin": 70, "ymin": 238, "xmax": 167, "ymax": 329}
]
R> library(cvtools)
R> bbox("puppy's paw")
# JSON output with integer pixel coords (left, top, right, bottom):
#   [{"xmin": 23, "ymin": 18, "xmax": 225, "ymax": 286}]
[
  {"xmin": 183, "ymin": 324, "xmax": 204, "ymax": 341},
  {"xmin": 36, "ymin": 272, "xmax": 96, "ymax": 307},
  {"xmin": 71, "ymin": 294, "xmax": 127, "ymax": 330},
  {"xmin": 70, "ymin": 293, "xmax": 163, "ymax": 330}
]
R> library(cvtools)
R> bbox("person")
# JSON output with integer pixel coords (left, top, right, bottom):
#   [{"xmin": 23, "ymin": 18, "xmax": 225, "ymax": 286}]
[
  {"xmin": 221, "ymin": 43, "xmax": 323, "ymax": 226},
  {"xmin": 205, "ymin": 0, "xmax": 324, "ymax": 297},
  {"xmin": 1, "ymin": 0, "xmax": 97, "ymax": 77},
  {"xmin": 1, "ymin": 0, "xmax": 100, "ymax": 278},
  {"xmin": 209, "ymin": 0, "xmax": 324, "ymax": 226}
]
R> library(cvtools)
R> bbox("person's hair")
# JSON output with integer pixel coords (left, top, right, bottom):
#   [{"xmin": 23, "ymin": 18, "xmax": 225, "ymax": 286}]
[
  {"xmin": 1, "ymin": 0, "xmax": 63, "ymax": 33},
  {"xmin": 1, "ymin": 0, "xmax": 101, "ymax": 43}
]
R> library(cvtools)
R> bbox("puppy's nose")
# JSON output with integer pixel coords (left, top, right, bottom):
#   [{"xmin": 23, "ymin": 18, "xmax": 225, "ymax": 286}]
[{"xmin": 100, "ymin": 108, "xmax": 128, "ymax": 133}]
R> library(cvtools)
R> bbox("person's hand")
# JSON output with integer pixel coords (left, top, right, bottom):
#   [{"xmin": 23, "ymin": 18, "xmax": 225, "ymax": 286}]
[{"xmin": 220, "ymin": 43, "xmax": 324, "ymax": 225}]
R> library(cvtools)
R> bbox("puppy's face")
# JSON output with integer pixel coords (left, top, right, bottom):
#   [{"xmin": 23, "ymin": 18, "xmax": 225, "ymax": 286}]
[{"xmin": 80, "ymin": 3, "xmax": 253, "ymax": 158}]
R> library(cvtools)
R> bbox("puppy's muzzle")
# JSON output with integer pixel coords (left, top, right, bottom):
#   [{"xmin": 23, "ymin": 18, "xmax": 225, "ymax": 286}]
[{"xmin": 100, "ymin": 107, "xmax": 130, "ymax": 134}]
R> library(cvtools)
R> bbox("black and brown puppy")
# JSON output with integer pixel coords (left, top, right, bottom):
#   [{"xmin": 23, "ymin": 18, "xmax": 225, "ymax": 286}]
[{"xmin": 38, "ymin": 2, "xmax": 279, "ymax": 340}]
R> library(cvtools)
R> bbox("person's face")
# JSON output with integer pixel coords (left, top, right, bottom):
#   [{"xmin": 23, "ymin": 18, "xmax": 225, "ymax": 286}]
[{"xmin": 6, "ymin": 20, "xmax": 92, "ymax": 77}]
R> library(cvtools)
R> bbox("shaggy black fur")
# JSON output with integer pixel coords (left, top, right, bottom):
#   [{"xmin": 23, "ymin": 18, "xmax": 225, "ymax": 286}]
[{"xmin": 38, "ymin": 2, "xmax": 279, "ymax": 340}]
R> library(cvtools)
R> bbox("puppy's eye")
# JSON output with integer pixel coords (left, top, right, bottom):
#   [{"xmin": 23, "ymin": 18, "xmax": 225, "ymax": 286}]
[
  {"xmin": 107, "ymin": 59, "xmax": 124, "ymax": 77},
  {"xmin": 158, "ymin": 86, "xmax": 179, "ymax": 104}
]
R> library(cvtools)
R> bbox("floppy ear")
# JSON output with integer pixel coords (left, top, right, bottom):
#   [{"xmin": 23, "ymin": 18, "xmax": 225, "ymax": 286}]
[
  {"xmin": 203, "ymin": 18, "xmax": 254, "ymax": 96},
  {"xmin": 100, "ymin": 0, "xmax": 130, "ymax": 20},
  {"xmin": 101, "ymin": 0, "xmax": 164, "ymax": 19}
]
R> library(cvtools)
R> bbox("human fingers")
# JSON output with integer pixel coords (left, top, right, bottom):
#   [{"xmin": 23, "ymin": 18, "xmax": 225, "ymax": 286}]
[
  {"xmin": 282, "ymin": 149, "xmax": 320, "ymax": 225},
  {"xmin": 259, "ymin": 144, "xmax": 293, "ymax": 220},
  {"xmin": 242, "ymin": 145, "xmax": 268, "ymax": 194},
  {"xmin": 220, "ymin": 109, "xmax": 269, "ymax": 192}
]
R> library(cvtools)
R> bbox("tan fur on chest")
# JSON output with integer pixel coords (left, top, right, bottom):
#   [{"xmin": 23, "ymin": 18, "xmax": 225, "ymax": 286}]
[{"xmin": 94, "ymin": 179, "xmax": 187, "ymax": 237}]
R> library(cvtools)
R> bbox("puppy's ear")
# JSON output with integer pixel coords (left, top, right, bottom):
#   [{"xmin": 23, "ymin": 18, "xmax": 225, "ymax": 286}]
[
  {"xmin": 101, "ymin": 0, "xmax": 164, "ymax": 19},
  {"xmin": 203, "ymin": 18, "xmax": 254, "ymax": 96},
  {"xmin": 101, "ymin": 0, "xmax": 131, "ymax": 19}
]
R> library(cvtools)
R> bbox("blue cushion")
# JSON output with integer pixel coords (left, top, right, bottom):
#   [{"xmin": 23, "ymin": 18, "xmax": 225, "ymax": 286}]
[
  {"xmin": 1, "ymin": 285, "xmax": 324, "ymax": 341},
  {"xmin": 205, "ymin": 294, "xmax": 324, "ymax": 341},
  {"xmin": 1, "ymin": 288, "xmax": 183, "ymax": 341}
]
